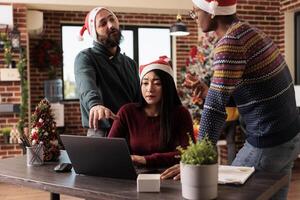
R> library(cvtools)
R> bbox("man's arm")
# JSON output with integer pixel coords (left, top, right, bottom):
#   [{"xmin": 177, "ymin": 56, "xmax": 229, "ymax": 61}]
[
  {"xmin": 74, "ymin": 52, "xmax": 116, "ymax": 129},
  {"xmin": 199, "ymin": 40, "xmax": 246, "ymax": 144}
]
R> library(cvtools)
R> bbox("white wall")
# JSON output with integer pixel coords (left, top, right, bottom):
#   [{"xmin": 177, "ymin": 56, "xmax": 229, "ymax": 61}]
[
  {"xmin": 0, "ymin": 0, "xmax": 193, "ymax": 14},
  {"xmin": 285, "ymin": 11, "xmax": 295, "ymax": 81}
]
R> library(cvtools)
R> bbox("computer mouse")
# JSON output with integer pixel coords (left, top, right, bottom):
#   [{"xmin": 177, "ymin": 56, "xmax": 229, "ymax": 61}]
[{"xmin": 54, "ymin": 163, "xmax": 72, "ymax": 172}]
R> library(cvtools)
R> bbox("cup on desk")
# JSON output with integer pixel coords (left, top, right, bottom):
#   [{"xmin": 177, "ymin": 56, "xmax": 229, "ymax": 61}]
[{"xmin": 26, "ymin": 143, "xmax": 44, "ymax": 166}]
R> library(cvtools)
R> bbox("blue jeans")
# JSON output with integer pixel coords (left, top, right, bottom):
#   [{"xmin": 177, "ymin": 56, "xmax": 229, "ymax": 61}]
[
  {"xmin": 223, "ymin": 120, "xmax": 238, "ymax": 164},
  {"xmin": 232, "ymin": 132, "xmax": 300, "ymax": 200}
]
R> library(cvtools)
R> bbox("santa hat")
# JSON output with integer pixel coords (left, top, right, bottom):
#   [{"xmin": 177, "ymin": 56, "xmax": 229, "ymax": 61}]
[
  {"xmin": 139, "ymin": 56, "xmax": 173, "ymax": 82},
  {"xmin": 78, "ymin": 7, "xmax": 119, "ymax": 41},
  {"xmin": 192, "ymin": 0, "xmax": 237, "ymax": 16}
]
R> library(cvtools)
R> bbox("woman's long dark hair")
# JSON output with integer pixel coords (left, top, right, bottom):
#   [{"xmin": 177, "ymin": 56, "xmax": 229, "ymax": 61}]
[{"xmin": 140, "ymin": 69, "xmax": 182, "ymax": 151}]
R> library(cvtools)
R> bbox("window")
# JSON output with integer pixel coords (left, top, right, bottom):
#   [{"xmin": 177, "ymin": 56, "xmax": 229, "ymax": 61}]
[
  {"xmin": 61, "ymin": 25, "xmax": 93, "ymax": 100},
  {"xmin": 61, "ymin": 25, "xmax": 171, "ymax": 100},
  {"xmin": 295, "ymin": 12, "xmax": 300, "ymax": 84}
]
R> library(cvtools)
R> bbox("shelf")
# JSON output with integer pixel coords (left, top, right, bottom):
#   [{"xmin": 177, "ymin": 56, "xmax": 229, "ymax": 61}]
[
  {"xmin": 0, "ymin": 104, "xmax": 20, "ymax": 113},
  {"xmin": 0, "ymin": 68, "xmax": 20, "ymax": 81}
]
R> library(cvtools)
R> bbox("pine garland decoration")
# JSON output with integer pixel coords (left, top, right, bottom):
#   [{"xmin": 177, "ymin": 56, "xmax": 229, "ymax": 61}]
[{"xmin": 17, "ymin": 48, "xmax": 29, "ymax": 147}]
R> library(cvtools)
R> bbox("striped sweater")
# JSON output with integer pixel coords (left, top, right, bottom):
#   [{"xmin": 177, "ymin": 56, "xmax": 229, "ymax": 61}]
[{"xmin": 199, "ymin": 21, "xmax": 300, "ymax": 148}]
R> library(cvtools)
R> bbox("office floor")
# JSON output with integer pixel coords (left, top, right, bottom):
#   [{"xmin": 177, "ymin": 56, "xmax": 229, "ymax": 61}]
[{"xmin": 0, "ymin": 158, "xmax": 299, "ymax": 200}]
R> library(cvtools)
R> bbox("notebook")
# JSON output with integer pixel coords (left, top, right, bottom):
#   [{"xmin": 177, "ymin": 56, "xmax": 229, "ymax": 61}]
[
  {"xmin": 60, "ymin": 135, "xmax": 139, "ymax": 179},
  {"xmin": 218, "ymin": 165, "xmax": 255, "ymax": 184}
]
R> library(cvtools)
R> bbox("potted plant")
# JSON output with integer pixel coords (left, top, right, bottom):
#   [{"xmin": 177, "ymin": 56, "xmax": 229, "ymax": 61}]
[
  {"xmin": 178, "ymin": 136, "xmax": 218, "ymax": 200},
  {"xmin": 1, "ymin": 127, "xmax": 11, "ymax": 144}
]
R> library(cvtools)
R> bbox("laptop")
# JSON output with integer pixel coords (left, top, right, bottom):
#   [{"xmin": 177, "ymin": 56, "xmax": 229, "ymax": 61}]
[
  {"xmin": 60, "ymin": 135, "xmax": 138, "ymax": 179},
  {"xmin": 60, "ymin": 135, "xmax": 165, "ymax": 179}
]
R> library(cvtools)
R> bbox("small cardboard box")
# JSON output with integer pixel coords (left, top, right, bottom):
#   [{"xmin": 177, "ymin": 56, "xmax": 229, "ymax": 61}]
[{"xmin": 137, "ymin": 174, "xmax": 160, "ymax": 192}]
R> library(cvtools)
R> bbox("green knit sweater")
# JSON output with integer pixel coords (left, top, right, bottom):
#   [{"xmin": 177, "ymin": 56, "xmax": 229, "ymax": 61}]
[{"xmin": 74, "ymin": 42, "xmax": 140, "ymax": 128}]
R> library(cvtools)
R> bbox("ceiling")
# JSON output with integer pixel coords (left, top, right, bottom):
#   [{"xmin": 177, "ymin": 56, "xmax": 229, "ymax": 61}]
[{"xmin": 1, "ymin": 0, "xmax": 193, "ymax": 14}]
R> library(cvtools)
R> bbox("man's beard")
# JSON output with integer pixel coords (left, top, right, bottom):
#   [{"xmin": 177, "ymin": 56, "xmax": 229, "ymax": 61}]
[{"xmin": 98, "ymin": 28, "xmax": 122, "ymax": 48}]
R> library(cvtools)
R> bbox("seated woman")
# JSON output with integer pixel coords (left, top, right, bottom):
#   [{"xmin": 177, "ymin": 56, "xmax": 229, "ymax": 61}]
[{"xmin": 108, "ymin": 56, "xmax": 195, "ymax": 168}]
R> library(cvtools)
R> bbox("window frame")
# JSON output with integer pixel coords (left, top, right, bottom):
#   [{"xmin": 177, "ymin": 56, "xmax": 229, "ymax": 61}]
[
  {"xmin": 121, "ymin": 25, "xmax": 173, "ymax": 66},
  {"xmin": 60, "ymin": 24, "xmax": 172, "ymax": 101},
  {"xmin": 295, "ymin": 12, "xmax": 300, "ymax": 84}
]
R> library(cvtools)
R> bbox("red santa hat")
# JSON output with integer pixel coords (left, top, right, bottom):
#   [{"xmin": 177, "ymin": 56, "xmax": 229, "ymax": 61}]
[
  {"xmin": 192, "ymin": 0, "xmax": 237, "ymax": 16},
  {"xmin": 139, "ymin": 56, "xmax": 173, "ymax": 82},
  {"xmin": 78, "ymin": 7, "xmax": 119, "ymax": 41}
]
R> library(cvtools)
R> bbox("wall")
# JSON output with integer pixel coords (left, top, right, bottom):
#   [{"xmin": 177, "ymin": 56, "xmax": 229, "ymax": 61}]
[
  {"xmin": 280, "ymin": 0, "xmax": 300, "ymax": 80},
  {"xmin": 280, "ymin": 0, "xmax": 300, "ymax": 49},
  {"xmin": 237, "ymin": 0, "xmax": 281, "ymax": 44},
  {"xmin": 0, "ymin": 143, "xmax": 23, "ymax": 159},
  {"xmin": 4, "ymin": 0, "xmax": 193, "ymax": 14},
  {"xmin": 0, "ymin": 4, "xmax": 28, "ymax": 130},
  {"xmin": 0, "ymin": 4, "xmax": 28, "ymax": 158}
]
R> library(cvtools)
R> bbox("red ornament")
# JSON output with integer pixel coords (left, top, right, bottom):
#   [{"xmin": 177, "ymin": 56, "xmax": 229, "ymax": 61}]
[{"xmin": 189, "ymin": 46, "xmax": 198, "ymax": 59}]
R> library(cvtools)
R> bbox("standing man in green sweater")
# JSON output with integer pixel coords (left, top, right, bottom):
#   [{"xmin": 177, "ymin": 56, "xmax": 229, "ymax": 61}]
[{"xmin": 75, "ymin": 7, "xmax": 140, "ymax": 137}]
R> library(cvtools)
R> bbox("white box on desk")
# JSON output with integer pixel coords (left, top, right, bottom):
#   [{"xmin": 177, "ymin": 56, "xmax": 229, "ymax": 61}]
[{"xmin": 137, "ymin": 174, "xmax": 160, "ymax": 192}]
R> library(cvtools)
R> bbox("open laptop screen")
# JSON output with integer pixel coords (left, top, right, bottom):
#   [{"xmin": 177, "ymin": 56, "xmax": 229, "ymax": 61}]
[{"xmin": 60, "ymin": 135, "xmax": 137, "ymax": 179}]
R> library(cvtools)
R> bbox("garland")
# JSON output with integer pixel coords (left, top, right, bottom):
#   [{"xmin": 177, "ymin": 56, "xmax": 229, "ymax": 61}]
[{"xmin": 17, "ymin": 48, "xmax": 29, "ymax": 145}]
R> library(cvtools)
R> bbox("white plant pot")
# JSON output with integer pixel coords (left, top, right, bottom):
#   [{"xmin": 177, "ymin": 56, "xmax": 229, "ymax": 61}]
[{"xmin": 180, "ymin": 162, "xmax": 218, "ymax": 200}]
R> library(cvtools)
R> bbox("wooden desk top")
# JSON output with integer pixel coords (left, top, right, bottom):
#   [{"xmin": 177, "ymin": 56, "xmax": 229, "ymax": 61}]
[{"xmin": 0, "ymin": 152, "xmax": 288, "ymax": 200}]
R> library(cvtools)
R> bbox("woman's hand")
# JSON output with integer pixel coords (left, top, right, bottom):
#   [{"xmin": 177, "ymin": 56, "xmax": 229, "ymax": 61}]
[
  {"xmin": 160, "ymin": 164, "xmax": 180, "ymax": 180},
  {"xmin": 131, "ymin": 155, "xmax": 146, "ymax": 165}
]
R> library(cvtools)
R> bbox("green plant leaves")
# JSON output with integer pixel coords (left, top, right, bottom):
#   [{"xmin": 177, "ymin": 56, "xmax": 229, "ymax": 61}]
[{"xmin": 178, "ymin": 135, "xmax": 218, "ymax": 165}]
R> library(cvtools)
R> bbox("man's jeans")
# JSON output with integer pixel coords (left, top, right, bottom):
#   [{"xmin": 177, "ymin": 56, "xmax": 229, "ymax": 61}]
[{"xmin": 232, "ymin": 132, "xmax": 300, "ymax": 200}]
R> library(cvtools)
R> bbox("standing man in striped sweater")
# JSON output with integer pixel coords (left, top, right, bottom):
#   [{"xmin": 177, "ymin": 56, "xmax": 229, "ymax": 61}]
[{"xmin": 161, "ymin": 0, "xmax": 300, "ymax": 199}]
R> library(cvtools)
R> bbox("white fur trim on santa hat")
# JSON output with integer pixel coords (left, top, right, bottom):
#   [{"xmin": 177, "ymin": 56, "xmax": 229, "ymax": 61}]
[
  {"xmin": 140, "ymin": 64, "xmax": 174, "ymax": 82},
  {"xmin": 192, "ymin": 0, "xmax": 236, "ymax": 16},
  {"xmin": 88, "ymin": 7, "xmax": 102, "ymax": 42}
]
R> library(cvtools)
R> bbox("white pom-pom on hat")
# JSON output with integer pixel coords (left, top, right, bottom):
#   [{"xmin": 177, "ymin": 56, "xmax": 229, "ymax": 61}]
[{"xmin": 209, "ymin": 0, "xmax": 219, "ymax": 17}]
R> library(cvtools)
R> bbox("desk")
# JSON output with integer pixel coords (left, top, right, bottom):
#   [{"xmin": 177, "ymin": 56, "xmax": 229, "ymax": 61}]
[{"xmin": 0, "ymin": 152, "xmax": 288, "ymax": 200}]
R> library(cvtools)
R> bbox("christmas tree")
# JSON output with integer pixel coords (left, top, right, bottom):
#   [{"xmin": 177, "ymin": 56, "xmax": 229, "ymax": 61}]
[
  {"xmin": 178, "ymin": 32, "xmax": 217, "ymax": 136},
  {"xmin": 30, "ymin": 98, "xmax": 60, "ymax": 161}
]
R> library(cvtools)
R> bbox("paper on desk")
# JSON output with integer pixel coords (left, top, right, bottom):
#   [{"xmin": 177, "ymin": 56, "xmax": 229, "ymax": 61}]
[{"xmin": 218, "ymin": 165, "xmax": 255, "ymax": 185}]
